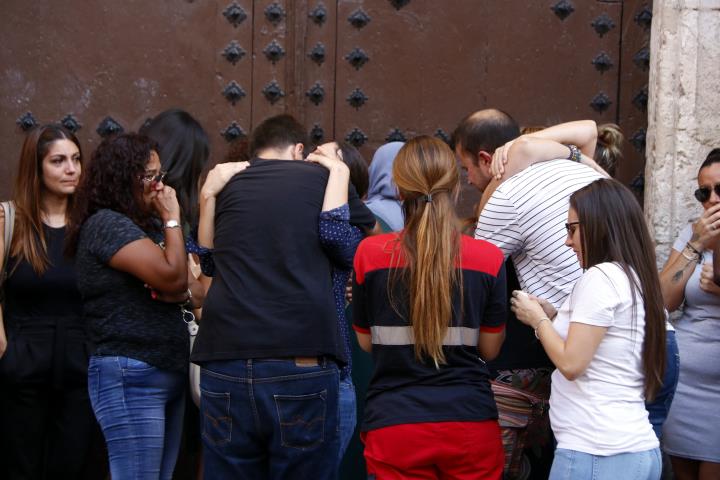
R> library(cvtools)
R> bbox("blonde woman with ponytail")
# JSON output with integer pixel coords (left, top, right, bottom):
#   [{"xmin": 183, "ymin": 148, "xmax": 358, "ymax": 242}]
[{"xmin": 352, "ymin": 136, "xmax": 506, "ymax": 479}]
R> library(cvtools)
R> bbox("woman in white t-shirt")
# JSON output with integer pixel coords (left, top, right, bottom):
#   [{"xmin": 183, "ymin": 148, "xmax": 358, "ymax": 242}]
[{"xmin": 511, "ymin": 178, "xmax": 666, "ymax": 480}]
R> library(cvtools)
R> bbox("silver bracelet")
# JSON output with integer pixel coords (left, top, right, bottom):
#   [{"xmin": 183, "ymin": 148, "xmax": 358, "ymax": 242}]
[{"xmin": 534, "ymin": 317, "xmax": 551, "ymax": 340}]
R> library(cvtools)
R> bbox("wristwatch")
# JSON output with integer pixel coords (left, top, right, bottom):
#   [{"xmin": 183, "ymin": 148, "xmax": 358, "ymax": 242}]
[{"xmin": 164, "ymin": 219, "xmax": 181, "ymax": 229}]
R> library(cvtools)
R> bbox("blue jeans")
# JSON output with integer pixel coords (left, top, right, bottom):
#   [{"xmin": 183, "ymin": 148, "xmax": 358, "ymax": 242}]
[
  {"xmin": 645, "ymin": 331, "xmax": 680, "ymax": 439},
  {"xmin": 87, "ymin": 355, "xmax": 186, "ymax": 480},
  {"xmin": 550, "ymin": 448, "xmax": 661, "ymax": 480},
  {"xmin": 337, "ymin": 375, "xmax": 357, "ymax": 464},
  {"xmin": 200, "ymin": 358, "xmax": 340, "ymax": 480}
]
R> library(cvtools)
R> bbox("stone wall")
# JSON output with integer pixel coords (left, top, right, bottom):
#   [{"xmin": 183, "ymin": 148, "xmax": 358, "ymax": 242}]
[{"xmin": 645, "ymin": 0, "xmax": 720, "ymax": 266}]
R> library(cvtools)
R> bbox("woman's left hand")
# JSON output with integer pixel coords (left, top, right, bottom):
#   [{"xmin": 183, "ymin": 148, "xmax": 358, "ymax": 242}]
[
  {"xmin": 699, "ymin": 263, "xmax": 720, "ymax": 296},
  {"xmin": 510, "ymin": 290, "xmax": 547, "ymax": 328}
]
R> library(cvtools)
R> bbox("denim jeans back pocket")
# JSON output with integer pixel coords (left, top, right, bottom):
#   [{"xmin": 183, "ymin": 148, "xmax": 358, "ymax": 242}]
[
  {"xmin": 274, "ymin": 390, "xmax": 327, "ymax": 450},
  {"xmin": 201, "ymin": 389, "xmax": 232, "ymax": 446}
]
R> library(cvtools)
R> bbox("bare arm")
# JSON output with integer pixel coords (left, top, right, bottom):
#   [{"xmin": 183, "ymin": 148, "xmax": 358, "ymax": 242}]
[
  {"xmin": 356, "ymin": 331, "xmax": 372, "ymax": 353},
  {"xmin": 490, "ymin": 120, "xmax": 608, "ymax": 182},
  {"xmin": 511, "ymin": 290, "xmax": 607, "ymax": 380},
  {"xmin": 478, "ymin": 330, "xmax": 505, "ymax": 361},
  {"xmin": 527, "ymin": 120, "xmax": 598, "ymax": 158},
  {"xmin": 306, "ymin": 145, "xmax": 350, "ymax": 210},
  {"xmin": 659, "ymin": 248, "xmax": 696, "ymax": 312},
  {"xmin": 198, "ymin": 162, "xmax": 249, "ymax": 248},
  {"xmin": 660, "ymin": 208, "xmax": 720, "ymax": 310},
  {"xmin": 109, "ymin": 186, "xmax": 188, "ymax": 294},
  {"xmin": 534, "ymin": 320, "xmax": 607, "ymax": 380},
  {"xmin": 478, "ymin": 137, "xmax": 574, "ymax": 213}
]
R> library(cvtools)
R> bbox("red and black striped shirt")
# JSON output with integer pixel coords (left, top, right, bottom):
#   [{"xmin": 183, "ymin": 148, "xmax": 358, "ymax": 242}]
[{"xmin": 353, "ymin": 233, "xmax": 506, "ymax": 431}]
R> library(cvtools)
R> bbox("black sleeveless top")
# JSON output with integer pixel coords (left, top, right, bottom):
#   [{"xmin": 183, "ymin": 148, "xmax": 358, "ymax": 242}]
[{"xmin": 1, "ymin": 225, "xmax": 87, "ymax": 387}]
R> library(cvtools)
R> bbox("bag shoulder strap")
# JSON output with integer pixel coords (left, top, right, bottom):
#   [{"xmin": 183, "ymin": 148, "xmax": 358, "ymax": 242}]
[{"xmin": 1, "ymin": 201, "xmax": 16, "ymax": 278}]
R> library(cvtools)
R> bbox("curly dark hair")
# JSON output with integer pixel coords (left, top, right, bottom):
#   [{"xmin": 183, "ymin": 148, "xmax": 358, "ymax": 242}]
[{"xmin": 67, "ymin": 133, "xmax": 159, "ymax": 254}]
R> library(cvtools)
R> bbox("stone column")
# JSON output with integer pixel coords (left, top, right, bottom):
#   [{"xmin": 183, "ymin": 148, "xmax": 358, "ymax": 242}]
[{"xmin": 645, "ymin": 0, "xmax": 720, "ymax": 266}]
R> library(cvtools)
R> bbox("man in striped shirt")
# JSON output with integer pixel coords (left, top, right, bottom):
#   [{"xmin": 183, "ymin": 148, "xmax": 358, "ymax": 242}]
[
  {"xmin": 453, "ymin": 109, "xmax": 605, "ymax": 476},
  {"xmin": 453, "ymin": 109, "xmax": 603, "ymax": 307}
]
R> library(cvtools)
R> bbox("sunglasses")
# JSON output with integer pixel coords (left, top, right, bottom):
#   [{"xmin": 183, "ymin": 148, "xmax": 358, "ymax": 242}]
[
  {"xmin": 694, "ymin": 184, "xmax": 720, "ymax": 203},
  {"xmin": 565, "ymin": 221, "xmax": 581, "ymax": 235},
  {"xmin": 140, "ymin": 170, "xmax": 167, "ymax": 185}
]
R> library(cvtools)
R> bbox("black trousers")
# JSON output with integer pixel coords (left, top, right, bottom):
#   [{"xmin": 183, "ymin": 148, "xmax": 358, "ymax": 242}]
[
  {"xmin": 0, "ymin": 322, "xmax": 100, "ymax": 480},
  {"xmin": 0, "ymin": 382, "xmax": 96, "ymax": 479}
]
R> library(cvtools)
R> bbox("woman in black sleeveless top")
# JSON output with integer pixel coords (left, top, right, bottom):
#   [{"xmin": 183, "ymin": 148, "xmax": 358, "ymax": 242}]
[{"xmin": 0, "ymin": 125, "xmax": 96, "ymax": 479}]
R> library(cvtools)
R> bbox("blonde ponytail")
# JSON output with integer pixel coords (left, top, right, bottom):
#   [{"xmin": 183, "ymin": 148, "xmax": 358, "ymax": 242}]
[{"xmin": 391, "ymin": 136, "xmax": 462, "ymax": 366}]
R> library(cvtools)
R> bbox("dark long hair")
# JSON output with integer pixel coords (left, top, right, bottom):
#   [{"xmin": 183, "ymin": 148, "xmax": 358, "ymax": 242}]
[
  {"xmin": 570, "ymin": 178, "xmax": 666, "ymax": 400},
  {"xmin": 140, "ymin": 109, "xmax": 209, "ymax": 229},
  {"xmin": 11, "ymin": 124, "xmax": 82, "ymax": 274},
  {"xmin": 67, "ymin": 133, "xmax": 158, "ymax": 254},
  {"xmin": 338, "ymin": 141, "xmax": 369, "ymax": 198},
  {"xmin": 392, "ymin": 136, "xmax": 462, "ymax": 367}
]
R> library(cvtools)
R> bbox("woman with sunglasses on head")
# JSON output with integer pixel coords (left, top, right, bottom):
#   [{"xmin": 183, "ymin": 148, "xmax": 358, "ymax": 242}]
[
  {"xmin": 512, "ymin": 178, "xmax": 666, "ymax": 480},
  {"xmin": 660, "ymin": 148, "xmax": 720, "ymax": 480},
  {"xmin": 67, "ymin": 133, "xmax": 191, "ymax": 479},
  {"xmin": 0, "ymin": 124, "xmax": 95, "ymax": 479}
]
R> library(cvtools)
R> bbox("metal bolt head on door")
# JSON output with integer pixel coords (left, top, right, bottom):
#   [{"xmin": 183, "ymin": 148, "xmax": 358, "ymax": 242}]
[
  {"xmin": 223, "ymin": 2, "xmax": 248, "ymax": 27},
  {"xmin": 16, "ymin": 111, "xmax": 38, "ymax": 132},
  {"xmin": 265, "ymin": 3, "xmax": 286, "ymax": 25},
  {"xmin": 263, "ymin": 81, "xmax": 286, "ymax": 105},
  {"xmin": 348, "ymin": 9, "xmax": 371, "ymax": 29},
  {"xmin": 60, "ymin": 114, "xmax": 82, "ymax": 133},
  {"xmin": 264, "ymin": 40, "xmax": 286, "ymax": 64},
  {"xmin": 308, "ymin": 43, "xmax": 326, "ymax": 65},
  {"xmin": 345, "ymin": 48, "xmax": 369, "ymax": 70},
  {"xmin": 96, "ymin": 116, "xmax": 124, "ymax": 138},
  {"xmin": 551, "ymin": 0, "xmax": 574, "ymax": 20},
  {"xmin": 306, "ymin": 83, "xmax": 325, "ymax": 106},
  {"xmin": 223, "ymin": 41, "xmax": 246, "ymax": 65},
  {"xmin": 222, "ymin": 122, "xmax": 246, "ymax": 142}
]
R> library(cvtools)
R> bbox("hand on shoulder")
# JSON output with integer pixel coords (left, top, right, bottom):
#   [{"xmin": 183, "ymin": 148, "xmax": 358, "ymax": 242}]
[{"xmin": 202, "ymin": 161, "xmax": 250, "ymax": 199}]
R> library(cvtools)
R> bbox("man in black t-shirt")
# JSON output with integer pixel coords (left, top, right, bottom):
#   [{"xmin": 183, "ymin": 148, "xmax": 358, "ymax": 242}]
[{"xmin": 192, "ymin": 115, "xmax": 348, "ymax": 480}]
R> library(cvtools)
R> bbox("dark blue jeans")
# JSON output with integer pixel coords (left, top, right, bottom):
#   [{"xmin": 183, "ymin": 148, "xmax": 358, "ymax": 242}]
[
  {"xmin": 87, "ymin": 355, "xmax": 186, "ymax": 480},
  {"xmin": 645, "ymin": 331, "xmax": 680, "ymax": 439},
  {"xmin": 200, "ymin": 358, "xmax": 340, "ymax": 480}
]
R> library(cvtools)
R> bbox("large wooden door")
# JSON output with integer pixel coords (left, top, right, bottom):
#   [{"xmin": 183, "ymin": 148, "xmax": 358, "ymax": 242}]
[{"xmin": 1, "ymin": 0, "xmax": 652, "ymax": 212}]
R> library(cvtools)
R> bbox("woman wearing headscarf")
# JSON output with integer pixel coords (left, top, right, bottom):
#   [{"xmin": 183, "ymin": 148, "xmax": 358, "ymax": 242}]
[{"xmin": 366, "ymin": 142, "xmax": 404, "ymax": 231}]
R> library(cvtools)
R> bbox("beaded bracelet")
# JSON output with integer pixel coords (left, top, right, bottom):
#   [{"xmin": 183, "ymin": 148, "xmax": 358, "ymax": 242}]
[{"xmin": 567, "ymin": 144, "xmax": 582, "ymax": 163}]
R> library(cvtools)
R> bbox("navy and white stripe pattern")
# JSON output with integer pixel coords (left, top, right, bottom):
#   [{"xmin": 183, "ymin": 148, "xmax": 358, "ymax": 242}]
[{"xmin": 476, "ymin": 159, "xmax": 603, "ymax": 307}]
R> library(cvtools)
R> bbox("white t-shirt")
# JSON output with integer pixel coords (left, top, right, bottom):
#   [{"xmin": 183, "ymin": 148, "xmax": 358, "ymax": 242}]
[
  {"xmin": 476, "ymin": 159, "xmax": 603, "ymax": 307},
  {"xmin": 549, "ymin": 262, "xmax": 659, "ymax": 455}
]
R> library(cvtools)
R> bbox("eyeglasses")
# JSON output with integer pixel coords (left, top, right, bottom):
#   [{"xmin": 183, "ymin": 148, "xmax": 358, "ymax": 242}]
[
  {"xmin": 565, "ymin": 221, "xmax": 581, "ymax": 235},
  {"xmin": 140, "ymin": 170, "xmax": 167, "ymax": 184},
  {"xmin": 694, "ymin": 184, "xmax": 720, "ymax": 203}
]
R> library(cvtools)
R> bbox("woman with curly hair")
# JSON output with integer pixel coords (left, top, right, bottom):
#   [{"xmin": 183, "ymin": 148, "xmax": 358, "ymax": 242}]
[
  {"xmin": 67, "ymin": 133, "xmax": 191, "ymax": 479},
  {"xmin": 0, "ymin": 124, "xmax": 94, "ymax": 479}
]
